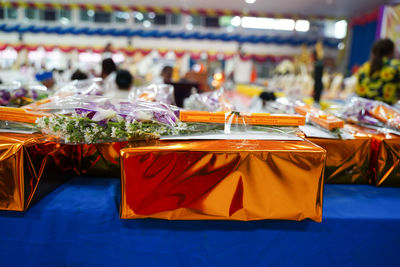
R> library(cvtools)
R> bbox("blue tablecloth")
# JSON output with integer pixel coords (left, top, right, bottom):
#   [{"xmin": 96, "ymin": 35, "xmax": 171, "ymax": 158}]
[{"xmin": 1, "ymin": 176, "xmax": 400, "ymax": 267}]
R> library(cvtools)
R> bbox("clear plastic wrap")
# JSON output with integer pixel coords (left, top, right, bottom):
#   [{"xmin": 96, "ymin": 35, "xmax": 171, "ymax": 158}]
[
  {"xmin": 34, "ymin": 95, "xmax": 187, "ymax": 144},
  {"xmin": 261, "ymin": 98, "xmax": 349, "ymax": 139},
  {"xmin": 183, "ymin": 88, "xmax": 233, "ymax": 112},
  {"xmin": 129, "ymin": 84, "xmax": 175, "ymax": 106},
  {"xmin": 55, "ymin": 78, "xmax": 104, "ymax": 97},
  {"xmin": 173, "ymin": 110, "xmax": 304, "ymax": 140},
  {"xmin": 0, "ymin": 81, "xmax": 48, "ymax": 107},
  {"xmin": 338, "ymin": 96, "xmax": 400, "ymax": 135},
  {"xmin": 263, "ymin": 97, "xmax": 297, "ymax": 114}
]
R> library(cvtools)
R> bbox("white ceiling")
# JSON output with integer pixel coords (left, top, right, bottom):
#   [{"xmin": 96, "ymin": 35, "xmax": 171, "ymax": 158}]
[{"xmin": 19, "ymin": 0, "xmax": 394, "ymax": 18}]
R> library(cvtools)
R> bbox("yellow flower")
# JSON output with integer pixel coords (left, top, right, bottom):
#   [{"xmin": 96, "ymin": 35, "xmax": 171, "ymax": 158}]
[
  {"xmin": 356, "ymin": 84, "xmax": 368, "ymax": 96},
  {"xmin": 368, "ymin": 80, "xmax": 382, "ymax": 89},
  {"xmin": 380, "ymin": 67, "xmax": 396, "ymax": 81},
  {"xmin": 383, "ymin": 83, "xmax": 397, "ymax": 103},
  {"xmin": 366, "ymin": 86, "xmax": 378, "ymax": 98}
]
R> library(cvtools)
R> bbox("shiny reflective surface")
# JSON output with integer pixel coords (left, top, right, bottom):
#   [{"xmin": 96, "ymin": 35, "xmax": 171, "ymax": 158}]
[
  {"xmin": 308, "ymin": 137, "xmax": 371, "ymax": 184},
  {"xmin": 344, "ymin": 124, "xmax": 400, "ymax": 186},
  {"xmin": 75, "ymin": 142, "xmax": 127, "ymax": 177},
  {"xmin": 75, "ymin": 140, "xmax": 157, "ymax": 177},
  {"xmin": 0, "ymin": 133, "xmax": 73, "ymax": 211},
  {"xmin": 120, "ymin": 140, "xmax": 325, "ymax": 222}
]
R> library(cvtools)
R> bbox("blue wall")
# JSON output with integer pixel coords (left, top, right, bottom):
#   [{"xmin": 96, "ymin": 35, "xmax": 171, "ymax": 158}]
[{"xmin": 348, "ymin": 20, "xmax": 378, "ymax": 72}]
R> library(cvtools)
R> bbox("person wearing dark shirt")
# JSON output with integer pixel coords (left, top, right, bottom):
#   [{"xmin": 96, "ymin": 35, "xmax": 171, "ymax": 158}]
[{"xmin": 312, "ymin": 50, "xmax": 324, "ymax": 104}]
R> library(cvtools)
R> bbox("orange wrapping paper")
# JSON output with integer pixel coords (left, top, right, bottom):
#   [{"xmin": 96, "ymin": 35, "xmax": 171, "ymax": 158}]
[
  {"xmin": 0, "ymin": 133, "xmax": 74, "ymax": 211},
  {"xmin": 294, "ymin": 105, "xmax": 344, "ymax": 130},
  {"xmin": 74, "ymin": 140, "xmax": 158, "ymax": 177},
  {"xmin": 306, "ymin": 136, "xmax": 371, "ymax": 184},
  {"xmin": 120, "ymin": 140, "xmax": 325, "ymax": 222},
  {"xmin": 74, "ymin": 142, "xmax": 128, "ymax": 177},
  {"xmin": 344, "ymin": 124, "xmax": 400, "ymax": 186},
  {"xmin": 179, "ymin": 110, "xmax": 305, "ymax": 126}
]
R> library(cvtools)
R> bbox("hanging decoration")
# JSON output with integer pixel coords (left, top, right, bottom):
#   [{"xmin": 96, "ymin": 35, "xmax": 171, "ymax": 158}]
[
  {"xmin": 0, "ymin": 23, "xmax": 342, "ymax": 48},
  {"xmin": 0, "ymin": 43, "xmax": 294, "ymax": 63},
  {"xmin": 0, "ymin": 1, "xmax": 341, "ymax": 21}
]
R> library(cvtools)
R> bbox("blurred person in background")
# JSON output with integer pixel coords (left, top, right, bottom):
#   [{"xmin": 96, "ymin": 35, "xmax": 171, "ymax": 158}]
[
  {"xmin": 71, "ymin": 70, "xmax": 88, "ymax": 81},
  {"xmin": 154, "ymin": 66, "xmax": 173, "ymax": 84},
  {"xmin": 35, "ymin": 71, "xmax": 55, "ymax": 90},
  {"xmin": 356, "ymin": 38, "xmax": 399, "ymax": 104},
  {"xmin": 113, "ymin": 69, "xmax": 134, "ymax": 99},
  {"xmin": 101, "ymin": 58, "xmax": 118, "ymax": 95},
  {"xmin": 312, "ymin": 49, "xmax": 324, "ymax": 105}
]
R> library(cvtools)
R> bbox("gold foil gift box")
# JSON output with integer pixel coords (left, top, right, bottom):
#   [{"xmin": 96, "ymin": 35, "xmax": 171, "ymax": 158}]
[
  {"xmin": 74, "ymin": 140, "xmax": 158, "ymax": 177},
  {"xmin": 120, "ymin": 139, "xmax": 325, "ymax": 222},
  {"xmin": 74, "ymin": 142, "xmax": 128, "ymax": 177},
  {"xmin": 306, "ymin": 135, "xmax": 372, "ymax": 184},
  {"xmin": 344, "ymin": 124, "xmax": 400, "ymax": 187},
  {"xmin": 0, "ymin": 133, "xmax": 74, "ymax": 211}
]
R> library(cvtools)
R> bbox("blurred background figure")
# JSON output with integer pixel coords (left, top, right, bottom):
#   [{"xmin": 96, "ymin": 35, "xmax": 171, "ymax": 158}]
[
  {"xmin": 71, "ymin": 69, "xmax": 88, "ymax": 81},
  {"xmin": 154, "ymin": 66, "xmax": 173, "ymax": 84},
  {"xmin": 312, "ymin": 44, "xmax": 324, "ymax": 105},
  {"xmin": 114, "ymin": 69, "xmax": 133, "ymax": 98},
  {"xmin": 101, "ymin": 58, "xmax": 118, "ymax": 96},
  {"xmin": 356, "ymin": 38, "xmax": 399, "ymax": 104},
  {"xmin": 35, "ymin": 71, "xmax": 55, "ymax": 90}
]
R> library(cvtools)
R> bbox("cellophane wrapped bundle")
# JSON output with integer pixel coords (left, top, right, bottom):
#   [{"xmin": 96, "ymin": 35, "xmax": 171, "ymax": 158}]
[
  {"xmin": 129, "ymin": 84, "xmax": 175, "ymax": 105},
  {"xmin": 34, "ymin": 95, "xmax": 188, "ymax": 144},
  {"xmin": 55, "ymin": 78, "xmax": 104, "ymax": 97},
  {"xmin": 183, "ymin": 88, "xmax": 233, "ymax": 112},
  {"xmin": 263, "ymin": 98, "xmax": 347, "ymax": 138},
  {"xmin": 339, "ymin": 97, "xmax": 400, "ymax": 132},
  {"xmin": 0, "ymin": 82, "xmax": 48, "ymax": 107}
]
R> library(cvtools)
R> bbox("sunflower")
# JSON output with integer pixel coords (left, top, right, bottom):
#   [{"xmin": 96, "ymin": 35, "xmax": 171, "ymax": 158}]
[
  {"xmin": 356, "ymin": 84, "xmax": 368, "ymax": 96},
  {"xmin": 380, "ymin": 67, "xmax": 396, "ymax": 81},
  {"xmin": 383, "ymin": 83, "xmax": 397, "ymax": 103}
]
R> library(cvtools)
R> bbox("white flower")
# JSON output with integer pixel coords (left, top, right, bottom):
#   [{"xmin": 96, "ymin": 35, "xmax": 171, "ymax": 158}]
[
  {"xmin": 136, "ymin": 110, "xmax": 153, "ymax": 121},
  {"xmin": 111, "ymin": 127, "xmax": 117, "ymax": 138},
  {"xmin": 36, "ymin": 118, "xmax": 46, "ymax": 128},
  {"xmin": 91, "ymin": 108, "xmax": 117, "ymax": 122},
  {"xmin": 84, "ymin": 129, "xmax": 93, "ymax": 143}
]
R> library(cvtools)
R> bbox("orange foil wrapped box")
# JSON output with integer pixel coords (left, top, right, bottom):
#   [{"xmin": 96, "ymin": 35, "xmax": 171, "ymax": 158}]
[
  {"xmin": 0, "ymin": 133, "xmax": 74, "ymax": 211},
  {"xmin": 305, "ymin": 126, "xmax": 372, "ymax": 184},
  {"xmin": 74, "ymin": 142, "xmax": 128, "ymax": 177},
  {"xmin": 345, "ymin": 124, "xmax": 400, "ymax": 186},
  {"xmin": 120, "ymin": 139, "xmax": 325, "ymax": 222},
  {"xmin": 74, "ymin": 140, "xmax": 159, "ymax": 177}
]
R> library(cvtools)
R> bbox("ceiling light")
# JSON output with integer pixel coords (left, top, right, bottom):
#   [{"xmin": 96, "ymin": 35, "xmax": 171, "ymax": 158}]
[
  {"xmin": 334, "ymin": 20, "xmax": 347, "ymax": 39},
  {"xmin": 143, "ymin": 20, "xmax": 151, "ymax": 28},
  {"xmin": 274, "ymin": 19, "xmax": 295, "ymax": 31},
  {"xmin": 242, "ymin": 17, "xmax": 274, "ymax": 29},
  {"xmin": 231, "ymin": 16, "xmax": 241, "ymax": 27},
  {"xmin": 135, "ymin": 12, "xmax": 144, "ymax": 21},
  {"xmin": 295, "ymin": 20, "xmax": 310, "ymax": 32},
  {"xmin": 148, "ymin": 12, "xmax": 156, "ymax": 19},
  {"xmin": 245, "ymin": 0, "xmax": 256, "ymax": 4},
  {"xmin": 186, "ymin": 23, "xmax": 193, "ymax": 30}
]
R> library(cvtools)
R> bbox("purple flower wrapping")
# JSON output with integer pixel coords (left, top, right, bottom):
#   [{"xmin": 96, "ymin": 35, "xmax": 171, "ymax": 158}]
[
  {"xmin": 0, "ymin": 90, "xmax": 11, "ymax": 105},
  {"xmin": 13, "ymin": 88, "xmax": 28, "ymax": 98},
  {"xmin": 31, "ymin": 90, "xmax": 38, "ymax": 100},
  {"xmin": 71, "ymin": 99, "xmax": 179, "ymax": 126}
]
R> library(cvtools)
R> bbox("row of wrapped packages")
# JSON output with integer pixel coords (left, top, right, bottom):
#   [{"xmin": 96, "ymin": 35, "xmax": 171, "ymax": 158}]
[
  {"xmin": 1, "ymin": 122, "xmax": 399, "ymax": 222},
  {"xmin": 2, "ymin": 80, "xmax": 400, "ymax": 222}
]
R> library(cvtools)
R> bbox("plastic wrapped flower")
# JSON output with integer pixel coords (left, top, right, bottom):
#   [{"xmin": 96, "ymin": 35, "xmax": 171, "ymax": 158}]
[{"xmin": 0, "ymin": 90, "xmax": 11, "ymax": 106}]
